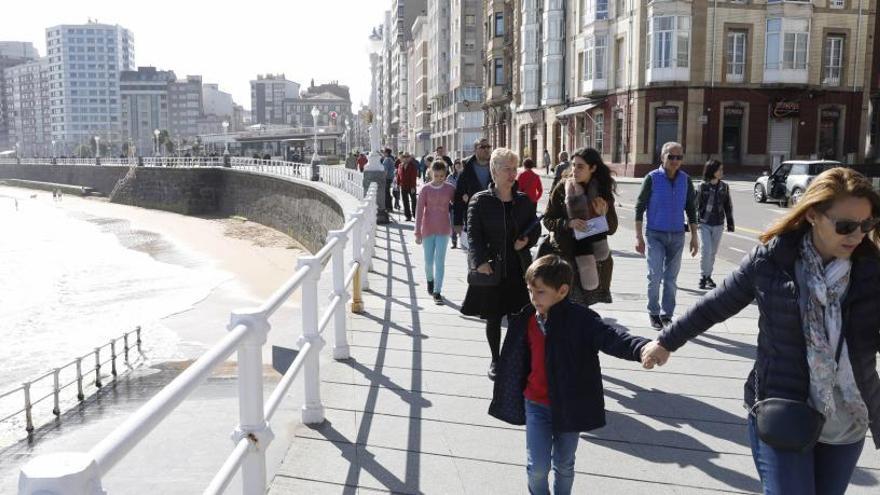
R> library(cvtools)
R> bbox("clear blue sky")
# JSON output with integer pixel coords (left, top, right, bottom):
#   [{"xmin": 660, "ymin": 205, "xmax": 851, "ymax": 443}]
[{"xmin": 5, "ymin": 0, "xmax": 388, "ymax": 110}]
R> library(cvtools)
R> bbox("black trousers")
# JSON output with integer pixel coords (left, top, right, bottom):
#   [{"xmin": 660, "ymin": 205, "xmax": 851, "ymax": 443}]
[
  {"xmin": 385, "ymin": 180, "xmax": 393, "ymax": 212},
  {"xmin": 402, "ymin": 188, "xmax": 416, "ymax": 219}
]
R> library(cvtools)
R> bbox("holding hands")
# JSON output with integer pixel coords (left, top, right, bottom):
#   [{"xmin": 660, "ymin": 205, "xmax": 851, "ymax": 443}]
[{"xmin": 640, "ymin": 340, "xmax": 671, "ymax": 369}]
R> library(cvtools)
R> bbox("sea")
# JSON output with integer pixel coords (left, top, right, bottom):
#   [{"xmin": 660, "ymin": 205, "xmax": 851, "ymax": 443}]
[{"xmin": 0, "ymin": 186, "xmax": 228, "ymax": 443}]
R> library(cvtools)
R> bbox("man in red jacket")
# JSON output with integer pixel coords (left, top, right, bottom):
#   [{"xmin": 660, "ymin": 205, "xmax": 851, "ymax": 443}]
[
  {"xmin": 356, "ymin": 152, "xmax": 368, "ymax": 172},
  {"xmin": 396, "ymin": 153, "xmax": 419, "ymax": 221},
  {"xmin": 517, "ymin": 157, "xmax": 544, "ymax": 204}
]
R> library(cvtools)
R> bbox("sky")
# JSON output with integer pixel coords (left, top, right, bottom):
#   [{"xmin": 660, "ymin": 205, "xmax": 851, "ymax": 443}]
[{"xmin": 5, "ymin": 0, "xmax": 389, "ymax": 111}]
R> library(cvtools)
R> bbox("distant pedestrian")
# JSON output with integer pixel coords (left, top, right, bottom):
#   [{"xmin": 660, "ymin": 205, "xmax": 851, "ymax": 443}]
[
  {"xmin": 452, "ymin": 138, "xmax": 493, "ymax": 237},
  {"xmin": 489, "ymin": 254, "xmax": 650, "ymax": 495},
  {"xmin": 356, "ymin": 153, "xmax": 368, "ymax": 172},
  {"xmin": 634, "ymin": 141, "xmax": 699, "ymax": 330},
  {"xmin": 396, "ymin": 152, "xmax": 418, "ymax": 221},
  {"xmin": 543, "ymin": 149, "xmax": 551, "ymax": 175},
  {"xmin": 434, "ymin": 145, "xmax": 454, "ymax": 172},
  {"xmin": 382, "ymin": 148, "xmax": 396, "ymax": 212},
  {"xmin": 697, "ymin": 159, "xmax": 735, "ymax": 290},
  {"xmin": 447, "ymin": 159, "xmax": 464, "ymax": 248},
  {"xmin": 551, "ymin": 151, "xmax": 571, "ymax": 191},
  {"xmin": 517, "ymin": 158, "xmax": 543, "ymax": 204},
  {"xmin": 415, "ymin": 160, "xmax": 456, "ymax": 304}
]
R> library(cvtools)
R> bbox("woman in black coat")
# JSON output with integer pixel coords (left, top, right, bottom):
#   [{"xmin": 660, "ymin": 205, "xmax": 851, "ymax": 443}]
[
  {"xmin": 643, "ymin": 168, "xmax": 880, "ymax": 495},
  {"xmin": 461, "ymin": 147, "xmax": 539, "ymax": 380}
]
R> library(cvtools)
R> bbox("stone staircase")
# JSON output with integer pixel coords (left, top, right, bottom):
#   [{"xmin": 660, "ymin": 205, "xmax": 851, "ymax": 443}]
[{"xmin": 108, "ymin": 164, "xmax": 138, "ymax": 202}]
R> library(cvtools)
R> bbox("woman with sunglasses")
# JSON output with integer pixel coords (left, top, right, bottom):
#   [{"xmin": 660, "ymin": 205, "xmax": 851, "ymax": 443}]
[{"xmin": 642, "ymin": 167, "xmax": 880, "ymax": 494}]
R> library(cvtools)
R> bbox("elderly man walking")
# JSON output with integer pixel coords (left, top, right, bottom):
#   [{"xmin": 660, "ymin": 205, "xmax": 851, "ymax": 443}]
[
  {"xmin": 634, "ymin": 142, "xmax": 699, "ymax": 330},
  {"xmin": 452, "ymin": 138, "xmax": 494, "ymax": 237}
]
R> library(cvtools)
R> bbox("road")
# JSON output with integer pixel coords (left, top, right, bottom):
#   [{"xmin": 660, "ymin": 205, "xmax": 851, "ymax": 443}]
[{"xmin": 537, "ymin": 176, "xmax": 787, "ymax": 268}]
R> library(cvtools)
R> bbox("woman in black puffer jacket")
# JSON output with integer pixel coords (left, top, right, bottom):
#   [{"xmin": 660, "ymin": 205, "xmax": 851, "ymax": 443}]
[
  {"xmin": 461, "ymin": 147, "xmax": 539, "ymax": 380},
  {"xmin": 643, "ymin": 167, "xmax": 880, "ymax": 495}
]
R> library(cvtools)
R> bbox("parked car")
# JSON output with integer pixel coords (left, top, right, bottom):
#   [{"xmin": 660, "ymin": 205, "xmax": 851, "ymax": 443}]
[{"xmin": 753, "ymin": 160, "xmax": 841, "ymax": 206}]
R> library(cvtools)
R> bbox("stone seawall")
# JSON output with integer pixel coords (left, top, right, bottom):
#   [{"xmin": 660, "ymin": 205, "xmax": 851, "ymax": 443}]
[{"xmin": 0, "ymin": 164, "xmax": 346, "ymax": 253}]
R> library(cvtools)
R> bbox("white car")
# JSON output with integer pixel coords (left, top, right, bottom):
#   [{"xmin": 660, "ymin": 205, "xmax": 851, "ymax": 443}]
[{"xmin": 753, "ymin": 160, "xmax": 841, "ymax": 206}]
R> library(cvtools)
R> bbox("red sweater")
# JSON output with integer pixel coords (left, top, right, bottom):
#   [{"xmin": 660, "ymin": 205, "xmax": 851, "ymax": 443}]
[
  {"xmin": 517, "ymin": 169, "xmax": 543, "ymax": 204},
  {"xmin": 396, "ymin": 160, "xmax": 419, "ymax": 190},
  {"xmin": 524, "ymin": 314, "xmax": 550, "ymax": 405}
]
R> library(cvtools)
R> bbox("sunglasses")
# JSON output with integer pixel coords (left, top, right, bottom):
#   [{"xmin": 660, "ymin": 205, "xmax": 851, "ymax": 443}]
[
  {"xmin": 821, "ymin": 212, "xmax": 880, "ymax": 235},
  {"xmin": 478, "ymin": 144, "xmax": 492, "ymax": 149},
  {"xmin": 666, "ymin": 154, "xmax": 683, "ymax": 161}
]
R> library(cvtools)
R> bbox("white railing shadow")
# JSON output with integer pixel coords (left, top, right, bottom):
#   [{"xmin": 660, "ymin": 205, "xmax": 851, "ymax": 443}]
[{"xmin": 13, "ymin": 159, "xmax": 378, "ymax": 494}]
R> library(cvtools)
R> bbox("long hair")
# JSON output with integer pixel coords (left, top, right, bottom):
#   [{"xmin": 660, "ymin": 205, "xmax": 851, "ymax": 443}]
[
  {"xmin": 703, "ymin": 159, "xmax": 722, "ymax": 182},
  {"xmin": 760, "ymin": 167, "xmax": 880, "ymax": 246},
  {"xmin": 564, "ymin": 147, "xmax": 617, "ymax": 198}
]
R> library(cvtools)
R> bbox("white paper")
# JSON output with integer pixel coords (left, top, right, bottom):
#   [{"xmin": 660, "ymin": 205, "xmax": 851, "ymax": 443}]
[{"xmin": 573, "ymin": 215, "xmax": 610, "ymax": 240}]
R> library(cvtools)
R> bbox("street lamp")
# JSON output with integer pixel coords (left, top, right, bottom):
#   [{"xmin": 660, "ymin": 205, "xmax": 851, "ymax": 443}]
[
  {"xmin": 51, "ymin": 140, "xmax": 56, "ymax": 159},
  {"xmin": 94, "ymin": 136, "xmax": 101, "ymax": 159},
  {"xmin": 459, "ymin": 113, "xmax": 465, "ymax": 161},
  {"xmin": 222, "ymin": 120, "xmax": 230, "ymax": 155},
  {"xmin": 153, "ymin": 129, "xmax": 160, "ymax": 157},
  {"xmin": 345, "ymin": 118, "xmax": 350, "ymax": 155},
  {"xmin": 310, "ymin": 106, "xmax": 320, "ymax": 181},
  {"xmin": 508, "ymin": 99, "xmax": 517, "ymax": 151}
]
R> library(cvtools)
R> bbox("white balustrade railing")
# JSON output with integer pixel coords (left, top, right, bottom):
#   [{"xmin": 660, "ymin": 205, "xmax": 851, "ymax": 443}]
[
  {"xmin": 11, "ymin": 158, "xmax": 379, "ymax": 494},
  {"xmin": 0, "ymin": 156, "xmax": 367, "ymax": 200}
]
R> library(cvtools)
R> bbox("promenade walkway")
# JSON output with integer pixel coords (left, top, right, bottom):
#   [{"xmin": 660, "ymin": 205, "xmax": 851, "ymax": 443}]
[{"xmin": 269, "ymin": 201, "xmax": 880, "ymax": 494}]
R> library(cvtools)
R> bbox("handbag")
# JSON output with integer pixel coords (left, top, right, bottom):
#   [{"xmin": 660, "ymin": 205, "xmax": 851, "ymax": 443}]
[
  {"xmin": 467, "ymin": 259, "xmax": 501, "ymax": 287},
  {"xmin": 748, "ymin": 335, "xmax": 845, "ymax": 452}
]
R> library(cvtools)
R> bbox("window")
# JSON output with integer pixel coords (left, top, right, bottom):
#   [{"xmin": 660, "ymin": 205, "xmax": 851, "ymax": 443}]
[
  {"xmin": 494, "ymin": 58, "xmax": 504, "ymax": 86},
  {"xmin": 465, "ymin": 14, "xmax": 476, "ymax": 27},
  {"xmin": 597, "ymin": 0, "xmax": 608, "ymax": 20},
  {"xmin": 594, "ymin": 113, "xmax": 604, "ymax": 152},
  {"xmin": 584, "ymin": 36, "xmax": 607, "ymax": 81},
  {"xmin": 766, "ymin": 18, "xmax": 808, "ymax": 70},
  {"xmin": 824, "ymin": 36, "xmax": 844, "ymax": 85},
  {"xmin": 648, "ymin": 16, "xmax": 689, "ymax": 69},
  {"xmin": 727, "ymin": 31, "xmax": 747, "ymax": 82},
  {"xmin": 495, "ymin": 12, "xmax": 505, "ymax": 37}
]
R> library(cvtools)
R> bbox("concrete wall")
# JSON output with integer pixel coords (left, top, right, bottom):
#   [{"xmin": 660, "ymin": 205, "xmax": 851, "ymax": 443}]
[{"xmin": 0, "ymin": 164, "xmax": 346, "ymax": 253}]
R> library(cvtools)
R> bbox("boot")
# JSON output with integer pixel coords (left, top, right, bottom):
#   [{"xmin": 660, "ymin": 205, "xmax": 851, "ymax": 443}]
[
  {"xmin": 427, "ymin": 280, "xmax": 434, "ymax": 295},
  {"xmin": 699, "ymin": 276, "xmax": 708, "ymax": 290}
]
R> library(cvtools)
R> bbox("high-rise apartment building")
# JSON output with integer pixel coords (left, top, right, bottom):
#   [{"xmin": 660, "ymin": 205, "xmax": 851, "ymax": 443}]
[
  {"xmin": 250, "ymin": 74, "xmax": 300, "ymax": 125},
  {"xmin": 0, "ymin": 41, "xmax": 39, "ymax": 151},
  {"xmin": 168, "ymin": 75, "xmax": 202, "ymax": 140},
  {"xmin": 120, "ymin": 66, "xmax": 175, "ymax": 156},
  {"xmin": 4, "ymin": 58, "xmax": 52, "ymax": 156},
  {"xmin": 45, "ymin": 22, "xmax": 135, "ymax": 153}
]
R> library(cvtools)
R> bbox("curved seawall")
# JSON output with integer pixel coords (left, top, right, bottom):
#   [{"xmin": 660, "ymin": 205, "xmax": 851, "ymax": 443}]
[{"xmin": 0, "ymin": 164, "xmax": 346, "ymax": 253}]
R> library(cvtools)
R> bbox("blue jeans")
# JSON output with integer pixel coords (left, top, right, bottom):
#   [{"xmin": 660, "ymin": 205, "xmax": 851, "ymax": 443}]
[
  {"xmin": 422, "ymin": 235, "xmax": 449, "ymax": 293},
  {"xmin": 525, "ymin": 400, "xmax": 579, "ymax": 495},
  {"xmin": 645, "ymin": 229, "xmax": 685, "ymax": 316},
  {"xmin": 699, "ymin": 224, "xmax": 724, "ymax": 278},
  {"xmin": 748, "ymin": 416, "xmax": 865, "ymax": 495}
]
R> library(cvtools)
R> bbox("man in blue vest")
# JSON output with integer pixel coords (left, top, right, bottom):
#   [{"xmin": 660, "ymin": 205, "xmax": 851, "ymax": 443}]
[{"xmin": 634, "ymin": 141, "xmax": 699, "ymax": 330}]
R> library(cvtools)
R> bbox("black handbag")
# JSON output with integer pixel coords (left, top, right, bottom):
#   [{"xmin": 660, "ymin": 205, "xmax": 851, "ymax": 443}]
[
  {"xmin": 749, "ymin": 336, "xmax": 845, "ymax": 453},
  {"xmin": 467, "ymin": 259, "xmax": 501, "ymax": 287}
]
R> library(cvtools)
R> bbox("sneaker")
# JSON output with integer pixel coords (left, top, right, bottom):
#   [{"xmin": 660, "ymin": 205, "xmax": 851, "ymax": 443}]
[
  {"xmin": 451, "ymin": 241, "xmax": 457, "ymax": 249},
  {"xmin": 649, "ymin": 314, "xmax": 664, "ymax": 330},
  {"xmin": 661, "ymin": 315, "xmax": 673, "ymax": 327},
  {"xmin": 433, "ymin": 293, "xmax": 443, "ymax": 305},
  {"xmin": 706, "ymin": 277, "xmax": 717, "ymax": 289},
  {"xmin": 488, "ymin": 361, "xmax": 497, "ymax": 381},
  {"xmin": 427, "ymin": 280, "xmax": 434, "ymax": 295},
  {"xmin": 699, "ymin": 276, "xmax": 709, "ymax": 290}
]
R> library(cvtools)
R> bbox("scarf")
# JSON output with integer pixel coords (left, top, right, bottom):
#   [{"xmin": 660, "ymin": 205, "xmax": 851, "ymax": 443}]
[{"xmin": 799, "ymin": 235, "xmax": 869, "ymax": 425}]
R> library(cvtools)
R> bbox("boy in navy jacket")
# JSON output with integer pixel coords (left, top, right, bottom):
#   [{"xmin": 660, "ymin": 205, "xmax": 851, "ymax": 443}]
[{"xmin": 489, "ymin": 255, "xmax": 650, "ymax": 494}]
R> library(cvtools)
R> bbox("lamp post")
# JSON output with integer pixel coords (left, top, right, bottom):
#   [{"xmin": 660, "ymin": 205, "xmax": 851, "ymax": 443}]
[
  {"xmin": 459, "ymin": 114, "xmax": 465, "ymax": 161},
  {"xmin": 51, "ymin": 140, "xmax": 56, "ymax": 159},
  {"xmin": 508, "ymin": 99, "xmax": 517, "ymax": 153},
  {"xmin": 310, "ymin": 106, "xmax": 320, "ymax": 181},
  {"xmin": 153, "ymin": 129, "xmax": 160, "ymax": 157},
  {"xmin": 94, "ymin": 136, "xmax": 100, "ymax": 158},
  {"xmin": 222, "ymin": 120, "xmax": 230, "ymax": 155},
  {"xmin": 345, "ymin": 118, "xmax": 350, "ymax": 155}
]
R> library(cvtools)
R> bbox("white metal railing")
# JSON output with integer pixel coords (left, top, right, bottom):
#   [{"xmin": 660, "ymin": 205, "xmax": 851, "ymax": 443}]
[
  {"xmin": 12, "ymin": 159, "xmax": 378, "ymax": 494},
  {"xmin": 0, "ymin": 328, "xmax": 143, "ymax": 435},
  {"xmin": 0, "ymin": 156, "xmax": 366, "ymax": 200}
]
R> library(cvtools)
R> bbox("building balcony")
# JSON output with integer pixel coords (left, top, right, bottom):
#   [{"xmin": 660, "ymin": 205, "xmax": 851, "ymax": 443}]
[
  {"xmin": 763, "ymin": 67, "xmax": 808, "ymax": 85},
  {"xmin": 645, "ymin": 67, "xmax": 689, "ymax": 84},
  {"xmin": 581, "ymin": 79, "xmax": 607, "ymax": 95}
]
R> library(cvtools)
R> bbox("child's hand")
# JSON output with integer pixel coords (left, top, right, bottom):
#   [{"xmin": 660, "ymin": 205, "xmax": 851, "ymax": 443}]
[
  {"xmin": 641, "ymin": 341, "xmax": 670, "ymax": 369},
  {"xmin": 514, "ymin": 236, "xmax": 528, "ymax": 251},
  {"xmin": 591, "ymin": 197, "xmax": 608, "ymax": 216},
  {"xmin": 415, "ymin": 235, "xmax": 422, "ymax": 245}
]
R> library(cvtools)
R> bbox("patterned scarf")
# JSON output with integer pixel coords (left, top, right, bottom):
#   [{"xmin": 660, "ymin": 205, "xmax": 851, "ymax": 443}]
[{"xmin": 799, "ymin": 234, "xmax": 869, "ymax": 425}]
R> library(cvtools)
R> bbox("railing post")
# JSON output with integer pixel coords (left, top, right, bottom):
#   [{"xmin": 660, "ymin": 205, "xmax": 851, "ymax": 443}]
[
  {"xmin": 297, "ymin": 256, "xmax": 325, "ymax": 424},
  {"xmin": 94, "ymin": 348, "xmax": 102, "ymax": 388},
  {"xmin": 123, "ymin": 333, "xmax": 130, "ymax": 366},
  {"xmin": 135, "ymin": 326, "xmax": 142, "ymax": 355},
  {"xmin": 52, "ymin": 368, "xmax": 61, "ymax": 416},
  {"xmin": 23, "ymin": 382, "xmax": 34, "ymax": 433},
  {"xmin": 75, "ymin": 358, "xmax": 84, "ymax": 401},
  {"xmin": 18, "ymin": 452, "xmax": 104, "ymax": 495},
  {"xmin": 227, "ymin": 309, "xmax": 274, "ymax": 495},
  {"xmin": 110, "ymin": 340, "xmax": 117, "ymax": 377},
  {"xmin": 350, "ymin": 211, "xmax": 365, "ymax": 314},
  {"xmin": 327, "ymin": 230, "xmax": 350, "ymax": 359}
]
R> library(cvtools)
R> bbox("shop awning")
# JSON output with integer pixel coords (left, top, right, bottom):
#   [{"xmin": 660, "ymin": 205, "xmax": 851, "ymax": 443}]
[{"xmin": 556, "ymin": 101, "xmax": 602, "ymax": 118}]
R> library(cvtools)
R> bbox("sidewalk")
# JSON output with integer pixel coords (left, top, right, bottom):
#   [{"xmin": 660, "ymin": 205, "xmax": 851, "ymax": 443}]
[{"xmin": 268, "ymin": 210, "xmax": 880, "ymax": 493}]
